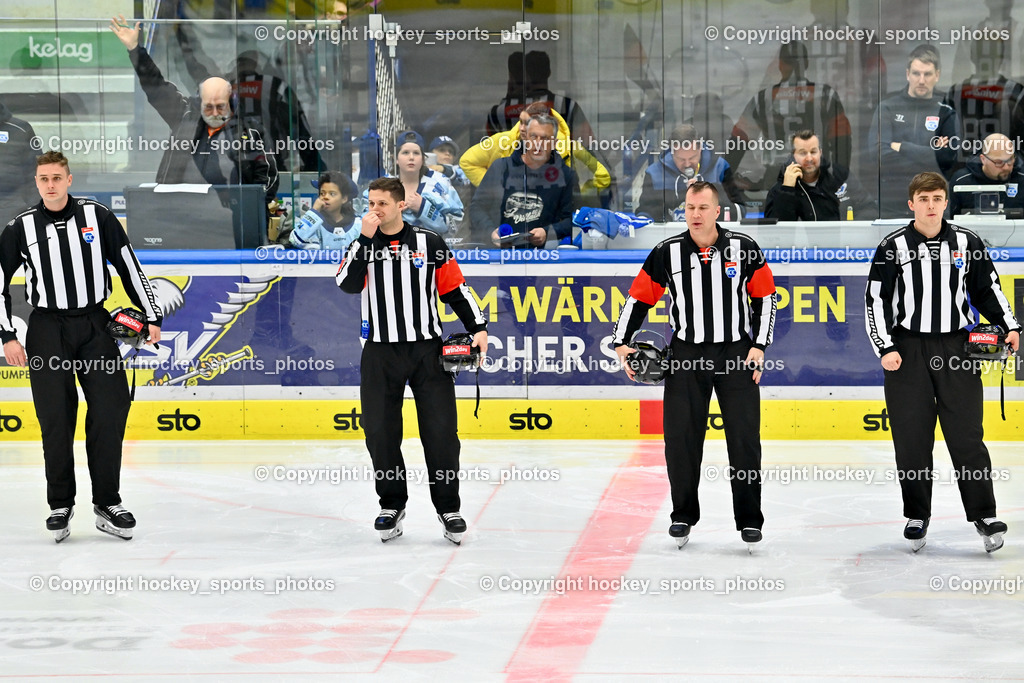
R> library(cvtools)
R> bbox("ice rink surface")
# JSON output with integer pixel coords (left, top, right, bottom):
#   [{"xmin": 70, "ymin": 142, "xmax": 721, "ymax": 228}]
[{"xmin": 0, "ymin": 437, "xmax": 1022, "ymax": 681}]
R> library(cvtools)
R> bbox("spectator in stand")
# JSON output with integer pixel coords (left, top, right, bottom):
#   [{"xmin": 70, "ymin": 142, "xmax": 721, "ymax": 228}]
[
  {"xmin": 729, "ymin": 40, "xmax": 852, "ymax": 191},
  {"xmin": 765, "ymin": 130, "xmax": 873, "ymax": 221},
  {"xmin": 637, "ymin": 124, "xmax": 747, "ymax": 222},
  {"xmin": 469, "ymin": 114, "xmax": 577, "ymax": 247},
  {"xmin": 868, "ymin": 44, "xmax": 958, "ymax": 218},
  {"xmin": 109, "ymin": 16, "xmax": 278, "ymax": 205},
  {"xmin": 288, "ymin": 171, "xmax": 361, "ymax": 249},
  {"xmin": 365, "ymin": 131, "xmax": 463, "ymax": 236},
  {"xmin": 461, "ymin": 101, "xmax": 610, "ymax": 199},
  {"xmin": 427, "ymin": 136, "xmax": 470, "ymax": 187},
  {"xmin": 948, "ymin": 134, "xmax": 1024, "ymax": 217}
]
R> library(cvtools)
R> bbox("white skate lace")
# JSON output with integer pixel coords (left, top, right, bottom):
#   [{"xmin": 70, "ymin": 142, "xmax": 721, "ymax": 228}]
[
  {"xmin": 105, "ymin": 505, "xmax": 128, "ymax": 516},
  {"xmin": 50, "ymin": 507, "xmax": 70, "ymax": 517},
  {"xmin": 378, "ymin": 509, "xmax": 399, "ymax": 519},
  {"xmin": 981, "ymin": 517, "xmax": 999, "ymax": 525},
  {"xmin": 906, "ymin": 519, "xmax": 925, "ymax": 530},
  {"xmin": 441, "ymin": 512, "xmax": 463, "ymax": 523}
]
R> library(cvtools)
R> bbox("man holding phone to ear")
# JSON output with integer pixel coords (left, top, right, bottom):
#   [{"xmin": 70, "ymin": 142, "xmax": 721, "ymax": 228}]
[
  {"xmin": 764, "ymin": 129, "xmax": 872, "ymax": 221},
  {"xmin": 110, "ymin": 15, "xmax": 277, "ymax": 204}
]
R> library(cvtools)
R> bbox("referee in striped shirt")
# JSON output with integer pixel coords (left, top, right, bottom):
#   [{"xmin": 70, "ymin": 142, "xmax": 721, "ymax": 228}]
[
  {"xmin": 1, "ymin": 151, "xmax": 162, "ymax": 540},
  {"xmin": 613, "ymin": 181, "xmax": 777, "ymax": 548},
  {"xmin": 865, "ymin": 171, "xmax": 1020, "ymax": 551},
  {"xmin": 337, "ymin": 177, "xmax": 487, "ymax": 542}
]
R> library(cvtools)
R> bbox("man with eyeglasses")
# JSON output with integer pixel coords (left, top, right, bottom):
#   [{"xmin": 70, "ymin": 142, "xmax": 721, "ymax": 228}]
[
  {"xmin": 110, "ymin": 16, "xmax": 278, "ymax": 205},
  {"xmin": 948, "ymin": 133, "xmax": 1024, "ymax": 216},
  {"xmin": 469, "ymin": 114, "xmax": 578, "ymax": 248}
]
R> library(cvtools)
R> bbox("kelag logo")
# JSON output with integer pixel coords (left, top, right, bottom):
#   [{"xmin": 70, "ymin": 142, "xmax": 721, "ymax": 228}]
[
  {"xmin": 0, "ymin": 412, "xmax": 23, "ymax": 432},
  {"xmin": 509, "ymin": 408, "xmax": 552, "ymax": 431},
  {"xmin": 157, "ymin": 409, "xmax": 201, "ymax": 432},
  {"xmin": 863, "ymin": 408, "xmax": 890, "ymax": 432},
  {"xmin": 333, "ymin": 409, "xmax": 362, "ymax": 431}
]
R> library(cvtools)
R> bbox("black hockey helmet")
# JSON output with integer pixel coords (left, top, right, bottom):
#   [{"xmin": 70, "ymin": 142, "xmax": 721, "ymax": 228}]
[
  {"xmin": 965, "ymin": 324, "xmax": 1008, "ymax": 361},
  {"xmin": 626, "ymin": 329, "xmax": 671, "ymax": 385},
  {"xmin": 106, "ymin": 308, "xmax": 150, "ymax": 350},
  {"xmin": 441, "ymin": 333, "xmax": 479, "ymax": 373}
]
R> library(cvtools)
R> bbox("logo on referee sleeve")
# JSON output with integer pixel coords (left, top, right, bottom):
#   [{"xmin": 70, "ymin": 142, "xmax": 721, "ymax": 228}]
[
  {"xmin": 81, "ymin": 225, "xmax": 96, "ymax": 243},
  {"xmin": 725, "ymin": 261, "xmax": 738, "ymax": 278}
]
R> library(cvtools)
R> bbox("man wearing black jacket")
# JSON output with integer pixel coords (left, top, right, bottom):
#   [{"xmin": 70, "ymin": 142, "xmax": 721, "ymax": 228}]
[
  {"xmin": 764, "ymin": 130, "xmax": 870, "ymax": 220},
  {"xmin": 948, "ymin": 134, "xmax": 1024, "ymax": 217},
  {"xmin": 469, "ymin": 114, "xmax": 577, "ymax": 247},
  {"xmin": 336, "ymin": 177, "xmax": 487, "ymax": 545},
  {"xmin": 110, "ymin": 16, "xmax": 278, "ymax": 204},
  {"xmin": 0, "ymin": 100, "xmax": 37, "ymax": 221},
  {"xmin": 1, "ymin": 151, "xmax": 163, "ymax": 543},
  {"xmin": 867, "ymin": 44, "xmax": 958, "ymax": 218},
  {"xmin": 865, "ymin": 171, "xmax": 1019, "ymax": 553}
]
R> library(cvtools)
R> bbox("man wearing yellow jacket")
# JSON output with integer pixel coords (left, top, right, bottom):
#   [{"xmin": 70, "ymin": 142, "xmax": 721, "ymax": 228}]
[{"xmin": 460, "ymin": 104, "xmax": 611, "ymax": 196}]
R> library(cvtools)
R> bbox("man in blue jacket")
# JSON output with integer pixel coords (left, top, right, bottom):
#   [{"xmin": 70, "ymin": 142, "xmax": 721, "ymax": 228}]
[
  {"xmin": 469, "ymin": 114, "xmax": 578, "ymax": 247},
  {"xmin": 637, "ymin": 124, "xmax": 747, "ymax": 221}
]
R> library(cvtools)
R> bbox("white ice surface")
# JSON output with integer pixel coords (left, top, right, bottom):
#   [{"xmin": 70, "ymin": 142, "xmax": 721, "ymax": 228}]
[{"xmin": 0, "ymin": 439, "xmax": 1021, "ymax": 681}]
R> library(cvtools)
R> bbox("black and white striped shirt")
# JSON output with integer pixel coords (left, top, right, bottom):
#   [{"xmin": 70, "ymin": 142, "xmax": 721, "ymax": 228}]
[
  {"xmin": 731, "ymin": 78, "xmax": 852, "ymax": 174},
  {"xmin": 336, "ymin": 222, "xmax": 486, "ymax": 343},
  {"xmin": 0, "ymin": 196, "xmax": 162, "ymax": 344},
  {"xmin": 613, "ymin": 228, "xmax": 777, "ymax": 349},
  {"xmin": 865, "ymin": 220, "xmax": 1019, "ymax": 356}
]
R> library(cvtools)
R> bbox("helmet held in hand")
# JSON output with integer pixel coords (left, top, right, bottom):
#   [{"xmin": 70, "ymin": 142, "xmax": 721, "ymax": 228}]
[
  {"xmin": 626, "ymin": 330, "xmax": 671, "ymax": 384},
  {"xmin": 440, "ymin": 333, "xmax": 479, "ymax": 374},
  {"xmin": 965, "ymin": 324, "xmax": 1008, "ymax": 361},
  {"xmin": 106, "ymin": 308, "xmax": 150, "ymax": 350}
]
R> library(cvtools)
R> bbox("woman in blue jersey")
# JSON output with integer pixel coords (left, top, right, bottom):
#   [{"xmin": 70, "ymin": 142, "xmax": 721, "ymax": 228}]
[{"xmin": 380, "ymin": 130, "xmax": 464, "ymax": 235}]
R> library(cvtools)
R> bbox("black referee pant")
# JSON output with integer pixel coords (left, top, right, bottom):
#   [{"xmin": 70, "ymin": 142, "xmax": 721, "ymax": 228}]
[
  {"xmin": 663, "ymin": 338, "xmax": 764, "ymax": 530},
  {"xmin": 884, "ymin": 329, "xmax": 997, "ymax": 522},
  {"xmin": 360, "ymin": 338, "xmax": 461, "ymax": 515},
  {"xmin": 26, "ymin": 306, "xmax": 131, "ymax": 511}
]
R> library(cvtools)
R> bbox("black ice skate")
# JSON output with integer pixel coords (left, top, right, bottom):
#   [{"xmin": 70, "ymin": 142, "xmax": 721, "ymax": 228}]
[
  {"xmin": 741, "ymin": 527, "xmax": 762, "ymax": 553},
  {"xmin": 94, "ymin": 504, "xmax": 135, "ymax": 540},
  {"xmin": 974, "ymin": 518, "xmax": 1007, "ymax": 553},
  {"xmin": 438, "ymin": 512, "xmax": 466, "ymax": 545},
  {"xmin": 669, "ymin": 522, "xmax": 690, "ymax": 549},
  {"xmin": 374, "ymin": 509, "xmax": 405, "ymax": 543},
  {"xmin": 46, "ymin": 507, "xmax": 74, "ymax": 544},
  {"xmin": 904, "ymin": 518, "xmax": 928, "ymax": 553}
]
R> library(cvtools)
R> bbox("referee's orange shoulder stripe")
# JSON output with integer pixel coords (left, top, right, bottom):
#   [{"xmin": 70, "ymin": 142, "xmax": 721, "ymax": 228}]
[
  {"xmin": 436, "ymin": 258, "xmax": 465, "ymax": 296},
  {"xmin": 628, "ymin": 269, "xmax": 665, "ymax": 306},
  {"xmin": 746, "ymin": 262, "xmax": 776, "ymax": 298}
]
